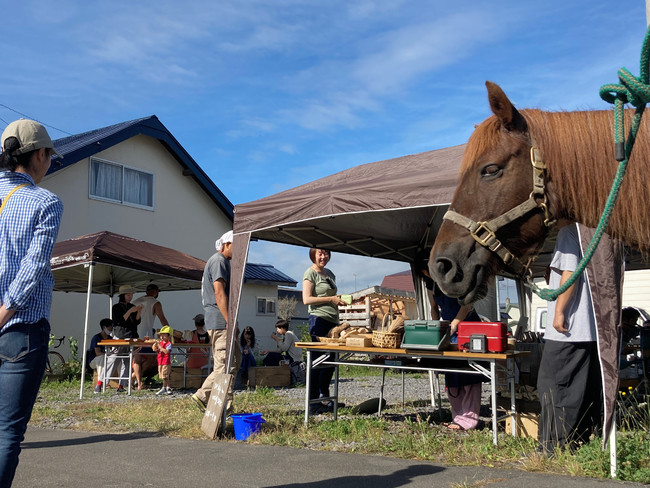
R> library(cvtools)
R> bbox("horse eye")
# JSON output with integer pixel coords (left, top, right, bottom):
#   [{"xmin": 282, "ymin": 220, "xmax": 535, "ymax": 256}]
[{"xmin": 481, "ymin": 164, "xmax": 502, "ymax": 177}]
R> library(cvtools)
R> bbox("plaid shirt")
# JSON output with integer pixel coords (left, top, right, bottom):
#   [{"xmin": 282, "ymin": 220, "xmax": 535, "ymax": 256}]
[{"xmin": 0, "ymin": 171, "xmax": 63, "ymax": 331}]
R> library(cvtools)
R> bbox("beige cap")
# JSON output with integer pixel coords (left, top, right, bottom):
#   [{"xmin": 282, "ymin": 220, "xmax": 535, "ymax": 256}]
[
  {"xmin": 118, "ymin": 284, "xmax": 136, "ymax": 294},
  {"xmin": 1, "ymin": 119, "xmax": 61, "ymax": 158}
]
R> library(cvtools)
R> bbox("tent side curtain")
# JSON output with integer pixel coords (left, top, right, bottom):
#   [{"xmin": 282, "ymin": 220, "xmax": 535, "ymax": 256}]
[
  {"xmin": 578, "ymin": 225, "xmax": 624, "ymax": 446},
  {"xmin": 226, "ymin": 231, "xmax": 251, "ymax": 369}
]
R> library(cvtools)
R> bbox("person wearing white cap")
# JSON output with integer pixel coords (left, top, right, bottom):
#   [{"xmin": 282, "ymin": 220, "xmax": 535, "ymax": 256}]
[
  {"xmin": 0, "ymin": 119, "xmax": 64, "ymax": 486},
  {"xmin": 191, "ymin": 230, "xmax": 240, "ymax": 412}
]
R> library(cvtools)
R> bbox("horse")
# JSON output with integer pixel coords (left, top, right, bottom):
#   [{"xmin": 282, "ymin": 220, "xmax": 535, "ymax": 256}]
[{"xmin": 430, "ymin": 81, "xmax": 650, "ymax": 304}]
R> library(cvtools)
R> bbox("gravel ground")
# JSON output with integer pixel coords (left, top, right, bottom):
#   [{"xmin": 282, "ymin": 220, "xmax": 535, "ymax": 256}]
[{"xmin": 72, "ymin": 373, "xmax": 494, "ymax": 426}]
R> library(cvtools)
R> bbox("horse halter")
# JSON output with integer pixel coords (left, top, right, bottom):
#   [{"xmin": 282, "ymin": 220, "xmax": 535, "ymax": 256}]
[{"xmin": 442, "ymin": 145, "xmax": 556, "ymax": 279}]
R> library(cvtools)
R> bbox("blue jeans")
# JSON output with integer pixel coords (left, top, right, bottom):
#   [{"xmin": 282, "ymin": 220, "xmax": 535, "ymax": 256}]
[{"xmin": 0, "ymin": 319, "xmax": 49, "ymax": 487}]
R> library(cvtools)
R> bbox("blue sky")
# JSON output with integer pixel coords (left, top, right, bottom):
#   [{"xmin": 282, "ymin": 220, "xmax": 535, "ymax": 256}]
[{"xmin": 2, "ymin": 1, "xmax": 648, "ymax": 293}]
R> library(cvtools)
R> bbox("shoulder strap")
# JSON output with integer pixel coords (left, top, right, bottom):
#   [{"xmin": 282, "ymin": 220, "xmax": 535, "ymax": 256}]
[{"xmin": 0, "ymin": 183, "xmax": 29, "ymax": 215}]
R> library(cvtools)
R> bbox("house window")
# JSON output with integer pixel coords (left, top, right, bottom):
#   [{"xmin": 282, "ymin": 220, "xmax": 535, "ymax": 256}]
[
  {"xmin": 89, "ymin": 157, "xmax": 154, "ymax": 209},
  {"xmin": 257, "ymin": 298, "xmax": 276, "ymax": 315}
]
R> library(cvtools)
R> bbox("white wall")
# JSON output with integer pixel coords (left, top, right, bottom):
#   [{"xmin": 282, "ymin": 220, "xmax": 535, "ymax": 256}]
[{"xmin": 41, "ymin": 135, "xmax": 232, "ymax": 357}]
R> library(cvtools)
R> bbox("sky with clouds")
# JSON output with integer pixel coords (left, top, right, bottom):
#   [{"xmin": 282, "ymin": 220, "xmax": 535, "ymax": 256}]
[{"xmin": 2, "ymin": 1, "xmax": 648, "ymax": 294}]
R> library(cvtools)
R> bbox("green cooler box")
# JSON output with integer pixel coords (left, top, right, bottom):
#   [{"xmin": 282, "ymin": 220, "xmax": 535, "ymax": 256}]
[{"xmin": 400, "ymin": 320, "xmax": 451, "ymax": 350}]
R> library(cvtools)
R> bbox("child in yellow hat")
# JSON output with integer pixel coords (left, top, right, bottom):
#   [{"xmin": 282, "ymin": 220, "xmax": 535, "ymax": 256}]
[{"xmin": 153, "ymin": 325, "xmax": 173, "ymax": 395}]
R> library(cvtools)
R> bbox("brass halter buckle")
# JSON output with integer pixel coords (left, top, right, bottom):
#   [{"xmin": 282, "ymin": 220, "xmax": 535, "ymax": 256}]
[{"xmin": 470, "ymin": 222, "xmax": 501, "ymax": 252}]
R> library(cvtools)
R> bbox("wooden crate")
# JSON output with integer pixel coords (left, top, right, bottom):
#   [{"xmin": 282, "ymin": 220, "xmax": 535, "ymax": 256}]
[
  {"xmin": 338, "ymin": 297, "xmax": 372, "ymax": 327},
  {"xmin": 169, "ymin": 366, "xmax": 204, "ymax": 388},
  {"xmin": 249, "ymin": 366, "xmax": 290, "ymax": 387}
]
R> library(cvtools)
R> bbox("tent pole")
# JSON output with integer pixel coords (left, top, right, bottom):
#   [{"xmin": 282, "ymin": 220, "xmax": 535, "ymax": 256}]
[{"xmin": 78, "ymin": 263, "xmax": 95, "ymax": 400}]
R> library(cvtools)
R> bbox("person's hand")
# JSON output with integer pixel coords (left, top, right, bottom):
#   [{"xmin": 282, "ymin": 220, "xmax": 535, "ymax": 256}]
[
  {"xmin": 331, "ymin": 296, "xmax": 346, "ymax": 306},
  {"xmin": 271, "ymin": 332, "xmax": 278, "ymax": 341},
  {"xmin": 0, "ymin": 305, "xmax": 16, "ymax": 329},
  {"xmin": 261, "ymin": 350, "xmax": 269, "ymax": 355},
  {"xmin": 553, "ymin": 311, "xmax": 569, "ymax": 333},
  {"xmin": 243, "ymin": 349, "xmax": 250, "ymax": 355}
]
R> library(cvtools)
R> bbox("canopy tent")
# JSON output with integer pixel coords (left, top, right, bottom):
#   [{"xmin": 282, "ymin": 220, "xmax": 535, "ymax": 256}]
[
  {"xmin": 50, "ymin": 231, "xmax": 205, "ymax": 397},
  {"xmin": 229, "ymin": 143, "xmax": 649, "ymax": 462},
  {"xmin": 228, "ymin": 144, "xmax": 558, "ymax": 346}
]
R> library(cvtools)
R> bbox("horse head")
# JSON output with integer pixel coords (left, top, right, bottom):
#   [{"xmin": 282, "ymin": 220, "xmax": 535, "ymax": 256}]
[{"xmin": 430, "ymin": 82, "xmax": 552, "ymax": 304}]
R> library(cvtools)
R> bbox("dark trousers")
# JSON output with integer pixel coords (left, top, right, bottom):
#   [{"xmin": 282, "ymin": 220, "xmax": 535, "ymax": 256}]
[
  {"xmin": 308, "ymin": 315, "xmax": 336, "ymax": 400},
  {"xmin": 537, "ymin": 340, "xmax": 602, "ymax": 452},
  {"xmin": 0, "ymin": 320, "xmax": 50, "ymax": 487}
]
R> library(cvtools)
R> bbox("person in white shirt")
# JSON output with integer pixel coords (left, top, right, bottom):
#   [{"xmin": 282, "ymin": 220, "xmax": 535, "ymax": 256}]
[{"xmin": 131, "ymin": 284, "xmax": 170, "ymax": 389}]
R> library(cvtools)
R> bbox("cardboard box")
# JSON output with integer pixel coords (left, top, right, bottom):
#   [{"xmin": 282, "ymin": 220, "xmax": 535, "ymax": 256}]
[
  {"xmin": 504, "ymin": 412, "xmax": 539, "ymax": 438},
  {"xmin": 346, "ymin": 334, "xmax": 373, "ymax": 347},
  {"xmin": 169, "ymin": 366, "xmax": 205, "ymax": 389},
  {"xmin": 249, "ymin": 366, "xmax": 290, "ymax": 387}
]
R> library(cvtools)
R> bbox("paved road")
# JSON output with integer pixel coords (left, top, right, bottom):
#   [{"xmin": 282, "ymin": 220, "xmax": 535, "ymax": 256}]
[{"xmin": 13, "ymin": 426, "xmax": 640, "ymax": 488}]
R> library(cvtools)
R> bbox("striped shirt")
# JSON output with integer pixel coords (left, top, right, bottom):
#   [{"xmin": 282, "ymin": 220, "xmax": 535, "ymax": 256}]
[{"xmin": 0, "ymin": 171, "xmax": 63, "ymax": 331}]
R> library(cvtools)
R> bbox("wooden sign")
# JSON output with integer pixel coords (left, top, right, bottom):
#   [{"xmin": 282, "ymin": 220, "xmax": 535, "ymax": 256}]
[{"xmin": 200, "ymin": 373, "xmax": 232, "ymax": 439}]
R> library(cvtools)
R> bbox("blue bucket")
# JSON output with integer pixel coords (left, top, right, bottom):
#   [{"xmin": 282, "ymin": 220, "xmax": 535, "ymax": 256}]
[{"xmin": 231, "ymin": 413, "xmax": 266, "ymax": 441}]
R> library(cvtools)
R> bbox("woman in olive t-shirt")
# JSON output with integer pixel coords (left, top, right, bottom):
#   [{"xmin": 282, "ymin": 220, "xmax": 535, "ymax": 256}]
[{"xmin": 302, "ymin": 248, "xmax": 346, "ymax": 412}]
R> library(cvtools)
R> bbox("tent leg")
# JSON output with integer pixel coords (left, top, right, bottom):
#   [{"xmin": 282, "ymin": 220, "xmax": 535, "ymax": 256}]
[
  {"xmin": 79, "ymin": 264, "xmax": 94, "ymax": 400},
  {"xmin": 610, "ymin": 414, "xmax": 617, "ymax": 478}
]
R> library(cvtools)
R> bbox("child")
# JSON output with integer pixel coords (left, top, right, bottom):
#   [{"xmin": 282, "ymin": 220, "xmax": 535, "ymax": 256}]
[
  {"xmin": 240, "ymin": 326, "xmax": 258, "ymax": 371},
  {"xmin": 153, "ymin": 325, "xmax": 173, "ymax": 395}
]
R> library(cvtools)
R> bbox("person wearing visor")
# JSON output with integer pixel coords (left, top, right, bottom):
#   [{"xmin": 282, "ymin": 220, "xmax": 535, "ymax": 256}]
[{"xmin": 0, "ymin": 119, "xmax": 64, "ymax": 486}]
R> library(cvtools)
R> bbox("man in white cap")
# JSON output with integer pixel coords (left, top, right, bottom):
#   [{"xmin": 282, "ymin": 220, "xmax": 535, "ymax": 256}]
[
  {"xmin": 192, "ymin": 230, "xmax": 240, "ymax": 412},
  {"xmin": 0, "ymin": 119, "xmax": 63, "ymax": 485}
]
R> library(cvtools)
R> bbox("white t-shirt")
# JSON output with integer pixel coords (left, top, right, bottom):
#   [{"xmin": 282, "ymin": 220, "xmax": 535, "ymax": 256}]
[
  {"xmin": 132, "ymin": 295, "xmax": 159, "ymax": 339},
  {"xmin": 545, "ymin": 224, "xmax": 596, "ymax": 342}
]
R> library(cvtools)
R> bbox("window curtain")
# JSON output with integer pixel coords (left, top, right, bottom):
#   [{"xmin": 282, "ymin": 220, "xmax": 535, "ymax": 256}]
[
  {"xmin": 90, "ymin": 160, "xmax": 122, "ymax": 201},
  {"xmin": 124, "ymin": 168, "xmax": 153, "ymax": 207}
]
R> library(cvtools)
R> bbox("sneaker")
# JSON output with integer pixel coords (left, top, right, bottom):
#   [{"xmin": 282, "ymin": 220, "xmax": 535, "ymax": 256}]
[
  {"xmin": 191, "ymin": 393, "xmax": 206, "ymax": 412},
  {"xmin": 93, "ymin": 384, "xmax": 102, "ymax": 394},
  {"xmin": 155, "ymin": 387, "xmax": 166, "ymax": 395},
  {"xmin": 116, "ymin": 385, "xmax": 125, "ymax": 393}
]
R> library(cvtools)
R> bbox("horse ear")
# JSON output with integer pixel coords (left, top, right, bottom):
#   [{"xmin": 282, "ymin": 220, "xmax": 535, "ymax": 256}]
[{"xmin": 485, "ymin": 81, "xmax": 527, "ymax": 133}]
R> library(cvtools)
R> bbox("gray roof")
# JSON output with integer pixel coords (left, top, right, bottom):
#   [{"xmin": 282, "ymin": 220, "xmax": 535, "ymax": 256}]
[
  {"xmin": 49, "ymin": 115, "xmax": 233, "ymax": 220},
  {"xmin": 244, "ymin": 263, "xmax": 297, "ymax": 286}
]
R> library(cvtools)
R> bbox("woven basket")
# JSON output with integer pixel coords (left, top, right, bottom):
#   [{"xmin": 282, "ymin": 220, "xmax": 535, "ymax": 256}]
[{"xmin": 371, "ymin": 315, "xmax": 402, "ymax": 349}]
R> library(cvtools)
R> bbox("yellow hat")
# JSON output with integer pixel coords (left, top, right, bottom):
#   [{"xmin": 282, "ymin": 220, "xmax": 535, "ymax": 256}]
[{"xmin": 159, "ymin": 325, "xmax": 173, "ymax": 336}]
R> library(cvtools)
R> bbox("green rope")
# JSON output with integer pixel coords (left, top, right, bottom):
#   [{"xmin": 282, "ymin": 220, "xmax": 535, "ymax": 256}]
[{"xmin": 532, "ymin": 26, "xmax": 650, "ymax": 301}]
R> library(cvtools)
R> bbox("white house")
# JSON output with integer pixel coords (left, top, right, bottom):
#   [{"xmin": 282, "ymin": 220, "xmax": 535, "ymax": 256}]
[{"xmin": 41, "ymin": 116, "xmax": 295, "ymax": 356}]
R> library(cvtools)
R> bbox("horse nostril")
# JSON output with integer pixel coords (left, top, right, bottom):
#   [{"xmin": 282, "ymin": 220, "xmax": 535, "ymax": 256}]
[{"xmin": 434, "ymin": 257, "xmax": 454, "ymax": 279}]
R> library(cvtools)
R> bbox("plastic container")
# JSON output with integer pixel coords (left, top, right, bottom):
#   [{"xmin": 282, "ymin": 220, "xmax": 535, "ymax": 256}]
[
  {"xmin": 231, "ymin": 413, "xmax": 266, "ymax": 441},
  {"xmin": 401, "ymin": 320, "xmax": 450, "ymax": 350}
]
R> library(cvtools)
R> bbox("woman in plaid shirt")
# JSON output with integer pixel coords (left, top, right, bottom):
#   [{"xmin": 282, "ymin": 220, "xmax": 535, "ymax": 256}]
[{"xmin": 0, "ymin": 119, "xmax": 63, "ymax": 486}]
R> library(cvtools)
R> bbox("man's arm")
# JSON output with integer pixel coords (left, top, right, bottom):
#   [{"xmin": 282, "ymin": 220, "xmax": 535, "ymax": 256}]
[
  {"xmin": 552, "ymin": 269, "xmax": 576, "ymax": 333},
  {"xmin": 213, "ymin": 278, "xmax": 229, "ymax": 324},
  {"xmin": 153, "ymin": 302, "xmax": 170, "ymax": 327}
]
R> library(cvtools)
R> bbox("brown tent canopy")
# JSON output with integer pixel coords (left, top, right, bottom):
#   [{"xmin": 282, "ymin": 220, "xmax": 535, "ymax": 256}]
[
  {"xmin": 50, "ymin": 231, "xmax": 205, "ymax": 398},
  {"xmin": 51, "ymin": 230, "xmax": 205, "ymax": 295}
]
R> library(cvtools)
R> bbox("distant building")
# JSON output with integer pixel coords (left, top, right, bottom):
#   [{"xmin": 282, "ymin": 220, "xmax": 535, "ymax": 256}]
[{"xmin": 380, "ymin": 269, "xmax": 414, "ymax": 293}]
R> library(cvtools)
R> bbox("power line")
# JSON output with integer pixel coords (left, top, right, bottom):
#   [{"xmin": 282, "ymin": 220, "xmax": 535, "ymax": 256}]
[{"xmin": 0, "ymin": 103, "xmax": 73, "ymax": 136}]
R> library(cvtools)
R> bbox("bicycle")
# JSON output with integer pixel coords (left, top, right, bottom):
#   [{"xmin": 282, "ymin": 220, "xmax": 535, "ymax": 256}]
[{"xmin": 45, "ymin": 336, "xmax": 66, "ymax": 375}]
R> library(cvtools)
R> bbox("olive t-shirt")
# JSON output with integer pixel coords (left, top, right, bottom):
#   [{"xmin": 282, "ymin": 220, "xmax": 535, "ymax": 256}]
[{"xmin": 302, "ymin": 266, "xmax": 339, "ymax": 323}]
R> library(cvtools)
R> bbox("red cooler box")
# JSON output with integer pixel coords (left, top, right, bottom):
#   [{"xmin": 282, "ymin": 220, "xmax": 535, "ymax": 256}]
[{"xmin": 457, "ymin": 322, "xmax": 507, "ymax": 353}]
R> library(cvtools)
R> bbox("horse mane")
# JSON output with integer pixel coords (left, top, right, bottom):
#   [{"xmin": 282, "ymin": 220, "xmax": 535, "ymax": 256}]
[{"xmin": 461, "ymin": 108, "xmax": 650, "ymax": 253}]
